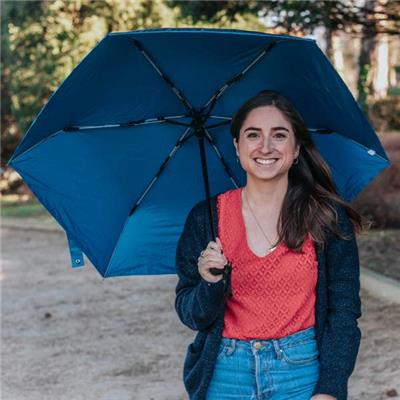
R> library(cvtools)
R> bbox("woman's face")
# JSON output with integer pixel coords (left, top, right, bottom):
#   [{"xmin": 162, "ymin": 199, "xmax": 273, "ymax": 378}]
[{"xmin": 233, "ymin": 105, "xmax": 300, "ymax": 183}]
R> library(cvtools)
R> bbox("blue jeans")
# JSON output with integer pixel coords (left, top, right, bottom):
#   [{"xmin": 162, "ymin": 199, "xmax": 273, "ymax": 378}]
[{"xmin": 206, "ymin": 326, "xmax": 320, "ymax": 400}]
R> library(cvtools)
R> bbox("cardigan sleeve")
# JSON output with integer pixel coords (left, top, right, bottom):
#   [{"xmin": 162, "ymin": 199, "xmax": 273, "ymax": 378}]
[
  {"xmin": 312, "ymin": 205, "xmax": 362, "ymax": 400},
  {"xmin": 174, "ymin": 201, "xmax": 225, "ymax": 332}
]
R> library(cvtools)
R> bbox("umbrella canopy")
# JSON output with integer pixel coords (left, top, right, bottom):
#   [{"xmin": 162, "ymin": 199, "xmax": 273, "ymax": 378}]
[{"xmin": 8, "ymin": 28, "xmax": 390, "ymax": 277}]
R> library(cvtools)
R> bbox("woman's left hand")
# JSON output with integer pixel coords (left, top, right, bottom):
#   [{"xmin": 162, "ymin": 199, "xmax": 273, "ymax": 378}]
[{"xmin": 311, "ymin": 395, "xmax": 336, "ymax": 400}]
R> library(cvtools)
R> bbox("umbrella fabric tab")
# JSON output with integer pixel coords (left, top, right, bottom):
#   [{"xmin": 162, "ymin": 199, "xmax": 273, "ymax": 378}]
[{"xmin": 67, "ymin": 235, "xmax": 85, "ymax": 268}]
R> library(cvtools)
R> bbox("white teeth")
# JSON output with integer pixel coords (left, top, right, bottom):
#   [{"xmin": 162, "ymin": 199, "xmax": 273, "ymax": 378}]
[{"xmin": 255, "ymin": 158, "xmax": 277, "ymax": 165}]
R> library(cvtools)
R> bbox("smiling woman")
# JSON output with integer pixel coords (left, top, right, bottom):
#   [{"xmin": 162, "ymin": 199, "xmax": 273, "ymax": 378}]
[{"xmin": 175, "ymin": 89, "xmax": 367, "ymax": 400}]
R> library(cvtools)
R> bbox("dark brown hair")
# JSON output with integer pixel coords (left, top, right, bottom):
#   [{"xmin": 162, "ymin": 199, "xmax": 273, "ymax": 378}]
[{"xmin": 231, "ymin": 90, "xmax": 370, "ymax": 251}]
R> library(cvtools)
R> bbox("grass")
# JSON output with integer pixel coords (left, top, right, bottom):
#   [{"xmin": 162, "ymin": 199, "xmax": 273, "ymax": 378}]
[{"xmin": 1, "ymin": 195, "xmax": 49, "ymax": 218}]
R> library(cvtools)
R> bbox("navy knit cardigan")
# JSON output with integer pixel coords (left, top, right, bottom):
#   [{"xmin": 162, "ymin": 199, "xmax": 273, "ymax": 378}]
[{"xmin": 175, "ymin": 194, "xmax": 362, "ymax": 400}]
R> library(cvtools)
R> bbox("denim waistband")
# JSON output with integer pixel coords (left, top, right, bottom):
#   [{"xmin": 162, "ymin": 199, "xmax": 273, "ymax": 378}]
[{"xmin": 220, "ymin": 326, "xmax": 316, "ymax": 353}]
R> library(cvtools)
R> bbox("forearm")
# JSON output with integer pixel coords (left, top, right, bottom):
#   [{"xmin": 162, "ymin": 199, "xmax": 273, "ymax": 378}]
[
  {"xmin": 175, "ymin": 278, "xmax": 225, "ymax": 331},
  {"xmin": 174, "ymin": 202, "xmax": 226, "ymax": 331}
]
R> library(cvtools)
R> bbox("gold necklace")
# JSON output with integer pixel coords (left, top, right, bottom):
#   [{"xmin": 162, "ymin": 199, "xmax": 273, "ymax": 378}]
[{"xmin": 242, "ymin": 187, "xmax": 278, "ymax": 252}]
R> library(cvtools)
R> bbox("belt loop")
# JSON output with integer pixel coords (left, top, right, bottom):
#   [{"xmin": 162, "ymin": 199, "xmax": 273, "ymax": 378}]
[
  {"xmin": 272, "ymin": 339, "xmax": 283, "ymax": 360},
  {"xmin": 226, "ymin": 338, "xmax": 236, "ymax": 356}
]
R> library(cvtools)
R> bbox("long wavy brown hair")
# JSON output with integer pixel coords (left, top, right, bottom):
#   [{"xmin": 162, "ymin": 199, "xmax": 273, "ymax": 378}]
[{"xmin": 230, "ymin": 90, "xmax": 371, "ymax": 251}]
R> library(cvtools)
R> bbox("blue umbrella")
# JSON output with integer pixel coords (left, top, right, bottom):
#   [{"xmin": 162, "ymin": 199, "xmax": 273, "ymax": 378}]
[{"xmin": 7, "ymin": 28, "xmax": 390, "ymax": 278}]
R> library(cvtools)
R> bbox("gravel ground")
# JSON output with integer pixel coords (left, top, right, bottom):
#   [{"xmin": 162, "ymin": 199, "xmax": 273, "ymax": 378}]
[
  {"xmin": 357, "ymin": 229, "xmax": 400, "ymax": 282},
  {"xmin": 1, "ymin": 226, "xmax": 400, "ymax": 400}
]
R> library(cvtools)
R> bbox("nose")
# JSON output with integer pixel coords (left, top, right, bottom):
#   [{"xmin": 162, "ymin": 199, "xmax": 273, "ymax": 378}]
[{"xmin": 259, "ymin": 135, "xmax": 274, "ymax": 152}]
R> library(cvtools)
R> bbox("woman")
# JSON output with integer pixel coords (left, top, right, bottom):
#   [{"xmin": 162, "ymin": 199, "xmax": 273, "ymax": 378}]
[{"xmin": 175, "ymin": 90, "xmax": 367, "ymax": 400}]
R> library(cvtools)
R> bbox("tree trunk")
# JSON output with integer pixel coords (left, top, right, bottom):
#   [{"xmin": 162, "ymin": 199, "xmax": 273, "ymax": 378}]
[
  {"xmin": 323, "ymin": 25, "xmax": 334, "ymax": 61},
  {"xmin": 357, "ymin": 0, "xmax": 377, "ymax": 112}
]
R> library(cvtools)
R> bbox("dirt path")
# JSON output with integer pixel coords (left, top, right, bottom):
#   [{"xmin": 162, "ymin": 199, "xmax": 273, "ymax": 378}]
[{"xmin": 1, "ymin": 226, "xmax": 399, "ymax": 400}]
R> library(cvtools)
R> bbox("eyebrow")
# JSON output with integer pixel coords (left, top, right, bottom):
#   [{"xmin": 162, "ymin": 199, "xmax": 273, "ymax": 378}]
[{"xmin": 243, "ymin": 126, "xmax": 289, "ymax": 133}]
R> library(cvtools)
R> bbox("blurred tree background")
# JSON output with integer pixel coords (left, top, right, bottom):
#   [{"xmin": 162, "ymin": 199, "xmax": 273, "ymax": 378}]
[{"xmin": 1, "ymin": 0, "xmax": 400, "ymax": 226}]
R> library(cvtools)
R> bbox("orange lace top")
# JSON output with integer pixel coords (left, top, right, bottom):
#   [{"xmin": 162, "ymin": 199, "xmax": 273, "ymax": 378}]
[{"xmin": 217, "ymin": 187, "xmax": 318, "ymax": 340}]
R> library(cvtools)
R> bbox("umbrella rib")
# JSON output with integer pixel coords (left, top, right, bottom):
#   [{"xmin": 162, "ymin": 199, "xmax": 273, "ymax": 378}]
[
  {"xmin": 205, "ymin": 120, "xmax": 231, "ymax": 130},
  {"xmin": 163, "ymin": 120, "xmax": 192, "ymax": 127},
  {"xmin": 104, "ymin": 127, "xmax": 194, "ymax": 276},
  {"xmin": 209, "ymin": 115, "xmax": 232, "ymax": 120},
  {"xmin": 132, "ymin": 39, "xmax": 195, "ymax": 114},
  {"xmin": 308, "ymin": 127, "xmax": 335, "ymax": 134},
  {"xmin": 63, "ymin": 115, "xmax": 190, "ymax": 131},
  {"xmin": 203, "ymin": 128, "xmax": 240, "ymax": 189},
  {"xmin": 128, "ymin": 127, "xmax": 195, "ymax": 216},
  {"xmin": 200, "ymin": 40, "xmax": 283, "ymax": 120}
]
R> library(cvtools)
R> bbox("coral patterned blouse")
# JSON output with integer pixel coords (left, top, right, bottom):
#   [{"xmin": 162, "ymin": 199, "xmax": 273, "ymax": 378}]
[{"xmin": 217, "ymin": 187, "xmax": 318, "ymax": 340}]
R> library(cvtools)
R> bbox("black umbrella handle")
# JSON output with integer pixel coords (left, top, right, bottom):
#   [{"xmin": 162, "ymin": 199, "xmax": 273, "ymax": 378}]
[
  {"xmin": 209, "ymin": 268, "xmax": 223, "ymax": 276},
  {"xmin": 210, "ymin": 261, "xmax": 232, "ymax": 299}
]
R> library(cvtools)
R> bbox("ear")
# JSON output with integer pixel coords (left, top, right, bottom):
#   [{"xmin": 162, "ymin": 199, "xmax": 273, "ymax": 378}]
[
  {"xmin": 233, "ymin": 138, "xmax": 239, "ymax": 156},
  {"xmin": 295, "ymin": 143, "xmax": 300, "ymax": 159}
]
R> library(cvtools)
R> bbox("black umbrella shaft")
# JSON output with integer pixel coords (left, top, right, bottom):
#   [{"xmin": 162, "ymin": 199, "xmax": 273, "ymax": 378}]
[
  {"xmin": 195, "ymin": 126, "xmax": 230, "ymax": 288},
  {"xmin": 196, "ymin": 129, "xmax": 216, "ymax": 242}
]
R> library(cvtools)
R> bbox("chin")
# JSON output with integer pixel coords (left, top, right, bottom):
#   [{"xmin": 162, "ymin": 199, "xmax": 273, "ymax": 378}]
[{"xmin": 248, "ymin": 168, "xmax": 288, "ymax": 181}]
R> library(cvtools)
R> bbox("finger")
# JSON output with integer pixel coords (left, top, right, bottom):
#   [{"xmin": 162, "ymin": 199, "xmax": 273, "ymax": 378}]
[
  {"xmin": 199, "ymin": 253, "xmax": 223, "ymax": 265},
  {"xmin": 215, "ymin": 238, "xmax": 224, "ymax": 255},
  {"xmin": 204, "ymin": 262, "xmax": 224, "ymax": 272},
  {"xmin": 199, "ymin": 253, "xmax": 224, "ymax": 265},
  {"xmin": 206, "ymin": 255, "xmax": 225, "ymax": 264},
  {"xmin": 207, "ymin": 241, "xmax": 222, "ymax": 254},
  {"xmin": 206, "ymin": 261, "xmax": 225, "ymax": 268},
  {"xmin": 199, "ymin": 263, "xmax": 224, "ymax": 275},
  {"xmin": 201, "ymin": 248, "xmax": 225, "ymax": 261},
  {"xmin": 204, "ymin": 247, "xmax": 217, "ymax": 259},
  {"xmin": 207, "ymin": 241, "xmax": 218, "ymax": 251}
]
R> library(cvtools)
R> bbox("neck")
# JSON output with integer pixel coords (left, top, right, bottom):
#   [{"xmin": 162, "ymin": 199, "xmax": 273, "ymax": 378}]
[{"xmin": 243, "ymin": 176, "xmax": 288, "ymax": 212}]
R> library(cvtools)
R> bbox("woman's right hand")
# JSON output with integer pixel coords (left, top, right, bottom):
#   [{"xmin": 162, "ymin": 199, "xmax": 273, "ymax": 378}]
[{"xmin": 197, "ymin": 237, "xmax": 227, "ymax": 283}]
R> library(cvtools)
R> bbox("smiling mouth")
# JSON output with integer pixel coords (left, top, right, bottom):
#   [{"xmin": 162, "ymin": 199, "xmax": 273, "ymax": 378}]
[{"xmin": 254, "ymin": 158, "xmax": 279, "ymax": 165}]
